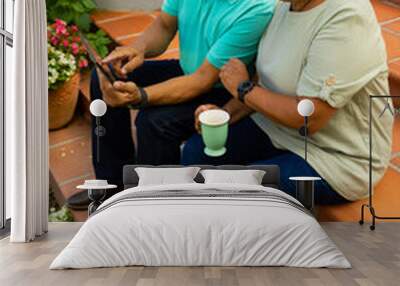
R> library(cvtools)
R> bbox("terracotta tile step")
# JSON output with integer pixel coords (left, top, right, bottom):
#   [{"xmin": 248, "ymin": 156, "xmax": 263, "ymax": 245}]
[
  {"xmin": 388, "ymin": 62, "xmax": 400, "ymax": 107},
  {"xmin": 319, "ymin": 117, "xmax": 400, "ymax": 221},
  {"xmin": 373, "ymin": 0, "xmax": 400, "ymax": 22},
  {"xmin": 49, "ymin": 115, "xmax": 94, "ymax": 221},
  {"xmin": 95, "ymin": 13, "xmax": 155, "ymax": 41},
  {"xmin": 90, "ymin": 9, "xmax": 179, "ymax": 60}
]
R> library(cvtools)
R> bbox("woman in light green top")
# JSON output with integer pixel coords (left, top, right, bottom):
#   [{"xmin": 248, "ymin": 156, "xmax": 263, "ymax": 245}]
[{"xmin": 182, "ymin": 0, "xmax": 394, "ymax": 204}]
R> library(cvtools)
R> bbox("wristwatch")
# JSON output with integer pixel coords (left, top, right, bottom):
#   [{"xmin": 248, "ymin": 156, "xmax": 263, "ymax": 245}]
[
  {"xmin": 237, "ymin": 80, "xmax": 255, "ymax": 103},
  {"xmin": 128, "ymin": 87, "xmax": 149, "ymax": 109}
]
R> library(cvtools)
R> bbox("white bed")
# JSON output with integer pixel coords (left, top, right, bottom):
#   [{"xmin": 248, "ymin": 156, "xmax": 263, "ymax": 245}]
[{"xmin": 50, "ymin": 181, "xmax": 351, "ymax": 269}]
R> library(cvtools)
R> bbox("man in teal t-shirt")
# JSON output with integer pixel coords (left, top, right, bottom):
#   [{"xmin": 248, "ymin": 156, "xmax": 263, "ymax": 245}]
[
  {"xmin": 87, "ymin": 0, "xmax": 274, "ymax": 189},
  {"xmin": 162, "ymin": 0, "xmax": 274, "ymax": 75}
]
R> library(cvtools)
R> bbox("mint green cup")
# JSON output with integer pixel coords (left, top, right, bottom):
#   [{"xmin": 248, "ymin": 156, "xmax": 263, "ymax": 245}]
[{"xmin": 199, "ymin": 109, "xmax": 230, "ymax": 157}]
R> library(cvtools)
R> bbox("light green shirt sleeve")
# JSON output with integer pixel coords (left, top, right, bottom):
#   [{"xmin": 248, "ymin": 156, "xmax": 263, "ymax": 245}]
[
  {"xmin": 207, "ymin": 8, "xmax": 274, "ymax": 69},
  {"xmin": 296, "ymin": 4, "xmax": 387, "ymax": 108},
  {"xmin": 162, "ymin": 0, "xmax": 179, "ymax": 17}
]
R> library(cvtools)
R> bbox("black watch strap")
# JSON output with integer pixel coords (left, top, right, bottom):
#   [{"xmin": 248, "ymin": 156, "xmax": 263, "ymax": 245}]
[
  {"xmin": 128, "ymin": 87, "xmax": 149, "ymax": 109},
  {"xmin": 237, "ymin": 80, "xmax": 255, "ymax": 103}
]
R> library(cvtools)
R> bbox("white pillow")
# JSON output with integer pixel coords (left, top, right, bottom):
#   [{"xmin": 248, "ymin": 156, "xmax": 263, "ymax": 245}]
[
  {"xmin": 200, "ymin": 169, "xmax": 266, "ymax": 185},
  {"xmin": 135, "ymin": 167, "xmax": 201, "ymax": 186}
]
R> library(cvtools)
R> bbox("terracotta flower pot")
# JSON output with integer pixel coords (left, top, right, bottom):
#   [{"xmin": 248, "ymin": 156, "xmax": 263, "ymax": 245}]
[{"xmin": 48, "ymin": 72, "xmax": 80, "ymax": 130}]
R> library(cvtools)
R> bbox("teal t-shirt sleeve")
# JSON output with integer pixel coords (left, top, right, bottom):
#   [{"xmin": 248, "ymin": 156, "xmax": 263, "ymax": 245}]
[
  {"xmin": 206, "ymin": 7, "xmax": 274, "ymax": 69},
  {"xmin": 162, "ymin": 0, "xmax": 179, "ymax": 16}
]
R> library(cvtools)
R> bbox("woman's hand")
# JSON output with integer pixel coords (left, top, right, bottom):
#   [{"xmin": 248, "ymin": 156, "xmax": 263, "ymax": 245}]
[
  {"xmin": 220, "ymin": 58, "xmax": 249, "ymax": 98},
  {"xmin": 194, "ymin": 104, "xmax": 221, "ymax": 133}
]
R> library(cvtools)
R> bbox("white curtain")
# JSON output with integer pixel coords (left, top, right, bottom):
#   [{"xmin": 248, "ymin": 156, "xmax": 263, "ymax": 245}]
[{"xmin": 7, "ymin": 0, "xmax": 49, "ymax": 242}]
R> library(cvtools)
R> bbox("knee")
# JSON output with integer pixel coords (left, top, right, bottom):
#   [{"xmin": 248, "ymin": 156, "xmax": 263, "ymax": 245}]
[
  {"xmin": 181, "ymin": 135, "xmax": 207, "ymax": 165},
  {"xmin": 135, "ymin": 108, "xmax": 165, "ymax": 136}
]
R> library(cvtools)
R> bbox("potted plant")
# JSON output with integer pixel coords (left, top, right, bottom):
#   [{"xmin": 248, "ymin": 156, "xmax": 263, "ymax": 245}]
[{"xmin": 47, "ymin": 19, "xmax": 89, "ymax": 130}]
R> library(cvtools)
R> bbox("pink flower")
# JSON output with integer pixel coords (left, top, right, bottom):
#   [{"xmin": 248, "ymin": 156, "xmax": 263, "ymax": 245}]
[
  {"xmin": 56, "ymin": 25, "xmax": 67, "ymax": 35},
  {"xmin": 54, "ymin": 19, "xmax": 67, "ymax": 35},
  {"xmin": 73, "ymin": 36, "xmax": 81, "ymax": 43},
  {"xmin": 55, "ymin": 19, "xmax": 66, "ymax": 27},
  {"xmin": 50, "ymin": 36, "xmax": 59, "ymax": 46},
  {"xmin": 62, "ymin": 39, "xmax": 69, "ymax": 48},
  {"xmin": 79, "ymin": 59, "xmax": 88, "ymax": 69},
  {"xmin": 71, "ymin": 43, "xmax": 79, "ymax": 55},
  {"xmin": 71, "ymin": 25, "xmax": 79, "ymax": 33}
]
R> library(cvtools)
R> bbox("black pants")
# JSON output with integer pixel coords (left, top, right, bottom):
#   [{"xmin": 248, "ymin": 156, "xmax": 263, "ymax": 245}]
[{"xmin": 91, "ymin": 60, "xmax": 232, "ymax": 187}]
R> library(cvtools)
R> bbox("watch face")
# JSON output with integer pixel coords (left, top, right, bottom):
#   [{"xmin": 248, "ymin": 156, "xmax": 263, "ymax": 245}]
[
  {"xmin": 243, "ymin": 81, "xmax": 252, "ymax": 89},
  {"xmin": 238, "ymin": 81, "xmax": 255, "ymax": 102},
  {"xmin": 239, "ymin": 81, "xmax": 253, "ymax": 93}
]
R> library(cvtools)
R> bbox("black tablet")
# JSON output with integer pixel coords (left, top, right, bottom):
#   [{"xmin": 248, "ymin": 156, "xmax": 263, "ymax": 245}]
[{"xmin": 80, "ymin": 33, "xmax": 118, "ymax": 84}]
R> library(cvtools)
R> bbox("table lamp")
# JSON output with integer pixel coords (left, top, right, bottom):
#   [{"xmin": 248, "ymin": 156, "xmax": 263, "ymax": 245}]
[
  {"xmin": 90, "ymin": 99, "xmax": 107, "ymax": 163},
  {"xmin": 291, "ymin": 99, "xmax": 318, "ymax": 212},
  {"xmin": 297, "ymin": 99, "xmax": 315, "ymax": 162}
]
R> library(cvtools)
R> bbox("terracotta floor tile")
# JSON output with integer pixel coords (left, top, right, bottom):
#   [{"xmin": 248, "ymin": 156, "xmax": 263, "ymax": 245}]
[
  {"xmin": 389, "ymin": 61, "xmax": 400, "ymax": 80},
  {"xmin": 382, "ymin": 30, "xmax": 400, "ymax": 60},
  {"xmin": 388, "ymin": 0, "xmax": 400, "ymax": 5},
  {"xmin": 383, "ymin": 19, "xmax": 400, "ymax": 32},
  {"xmin": 372, "ymin": 0, "xmax": 400, "ymax": 22},
  {"xmin": 50, "ymin": 131, "xmax": 93, "ymax": 183},
  {"xmin": 49, "ymin": 115, "xmax": 90, "ymax": 146},
  {"xmin": 96, "ymin": 13, "xmax": 154, "ymax": 40},
  {"xmin": 319, "ymin": 118, "xmax": 400, "ymax": 222},
  {"xmin": 91, "ymin": 10, "xmax": 133, "ymax": 23},
  {"xmin": 71, "ymin": 210, "xmax": 88, "ymax": 222},
  {"xmin": 388, "ymin": 62, "xmax": 400, "ymax": 106},
  {"xmin": 151, "ymin": 10, "xmax": 162, "ymax": 18}
]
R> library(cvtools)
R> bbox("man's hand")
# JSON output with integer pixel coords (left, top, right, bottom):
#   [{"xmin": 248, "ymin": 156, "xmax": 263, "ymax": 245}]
[
  {"xmin": 102, "ymin": 45, "xmax": 145, "ymax": 78},
  {"xmin": 97, "ymin": 69, "xmax": 141, "ymax": 108},
  {"xmin": 220, "ymin": 58, "xmax": 250, "ymax": 98},
  {"xmin": 194, "ymin": 104, "xmax": 221, "ymax": 133}
]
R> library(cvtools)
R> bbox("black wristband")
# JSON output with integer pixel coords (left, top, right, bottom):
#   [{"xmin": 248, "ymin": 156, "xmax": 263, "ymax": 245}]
[
  {"xmin": 128, "ymin": 87, "xmax": 149, "ymax": 109},
  {"xmin": 237, "ymin": 80, "xmax": 255, "ymax": 103}
]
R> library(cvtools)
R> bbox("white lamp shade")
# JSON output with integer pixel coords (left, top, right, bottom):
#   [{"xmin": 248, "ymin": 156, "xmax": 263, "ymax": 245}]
[
  {"xmin": 297, "ymin": 99, "xmax": 315, "ymax": 117},
  {"xmin": 90, "ymin": 99, "xmax": 107, "ymax": 117}
]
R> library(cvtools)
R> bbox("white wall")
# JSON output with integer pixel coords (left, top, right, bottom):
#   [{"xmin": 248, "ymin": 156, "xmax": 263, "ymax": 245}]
[{"xmin": 95, "ymin": 0, "xmax": 163, "ymax": 11}]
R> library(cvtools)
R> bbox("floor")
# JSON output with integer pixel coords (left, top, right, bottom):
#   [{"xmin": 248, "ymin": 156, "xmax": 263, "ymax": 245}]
[
  {"xmin": 49, "ymin": 0, "xmax": 400, "ymax": 222},
  {"xmin": 0, "ymin": 222, "xmax": 400, "ymax": 286}
]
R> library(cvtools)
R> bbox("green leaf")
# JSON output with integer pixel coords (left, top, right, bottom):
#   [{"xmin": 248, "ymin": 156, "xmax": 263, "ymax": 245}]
[
  {"xmin": 71, "ymin": 2, "xmax": 85, "ymax": 13},
  {"xmin": 46, "ymin": 0, "xmax": 95, "ymax": 25},
  {"xmin": 98, "ymin": 45, "xmax": 109, "ymax": 58},
  {"xmin": 82, "ymin": 0, "xmax": 97, "ymax": 10},
  {"xmin": 86, "ymin": 30, "xmax": 112, "ymax": 58},
  {"xmin": 48, "ymin": 205, "xmax": 74, "ymax": 222},
  {"xmin": 76, "ymin": 14, "xmax": 92, "ymax": 32}
]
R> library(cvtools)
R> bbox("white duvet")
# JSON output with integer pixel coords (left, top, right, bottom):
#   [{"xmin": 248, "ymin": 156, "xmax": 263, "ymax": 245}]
[{"xmin": 50, "ymin": 183, "xmax": 351, "ymax": 269}]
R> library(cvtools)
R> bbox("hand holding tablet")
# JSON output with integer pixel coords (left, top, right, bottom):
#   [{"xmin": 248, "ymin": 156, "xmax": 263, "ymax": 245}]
[
  {"xmin": 81, "ymin": 34, "xmax": 144, "ymax": 107},
  {"xmin": 80, "ymin": 33, "xmax": 120, "ymax": 84},
  {"xmin": 102, "ymin": 45, "xmax": 145, "ymax": 76}
]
